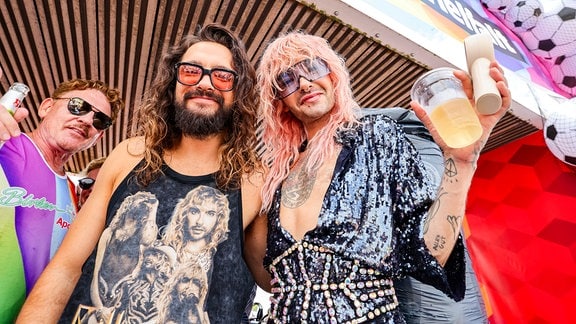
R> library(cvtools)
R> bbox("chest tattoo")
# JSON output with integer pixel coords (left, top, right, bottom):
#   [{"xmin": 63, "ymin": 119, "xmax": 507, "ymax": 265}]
[{"xmin": 281, "ymin": 156, "xmax": 317, "ymax": 208}]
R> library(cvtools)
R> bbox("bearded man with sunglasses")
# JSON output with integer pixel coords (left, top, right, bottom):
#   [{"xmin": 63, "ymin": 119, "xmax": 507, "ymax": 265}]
[
  {"xmin": 18, "ymin": 24, "xmax": 262, "ymax": 323},
  {"xmin": 0, "ymin": 76, "xmax": 123, "ymax": 322},
  {"xmin": 244, "ymin": 31, "xmax": 511, "ymax": 323}
]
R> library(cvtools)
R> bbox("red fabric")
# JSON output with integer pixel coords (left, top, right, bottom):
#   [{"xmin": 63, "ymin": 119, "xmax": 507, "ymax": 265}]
[{"xmin": 466, "ymin": 132, "xmax": 576, "ymax": 323}]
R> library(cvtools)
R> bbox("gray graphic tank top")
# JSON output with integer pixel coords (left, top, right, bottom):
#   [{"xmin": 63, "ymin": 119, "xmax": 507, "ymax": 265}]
[{"xmin": 61, "ymin": 163, "xmax": 255, "ymax": 323}]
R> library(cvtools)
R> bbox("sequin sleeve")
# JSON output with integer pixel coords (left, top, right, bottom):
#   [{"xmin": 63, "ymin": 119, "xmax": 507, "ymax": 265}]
[
  {"xmin": 368, "ymin": 113, "xmax": 466, "ymax": 301},
  {"xmin": 324, "ymin": 114, "xmax": 464, "ymax": 300}
]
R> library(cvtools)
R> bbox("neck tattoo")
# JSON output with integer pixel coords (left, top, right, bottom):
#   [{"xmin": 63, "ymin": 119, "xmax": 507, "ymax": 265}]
[{"xmin": 281, "ymin": 154, "xmax": 317, "ymax": 208}]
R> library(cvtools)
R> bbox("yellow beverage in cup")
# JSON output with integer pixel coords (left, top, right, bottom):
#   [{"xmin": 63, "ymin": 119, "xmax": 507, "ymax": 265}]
[
  {"xmin": 411, "ymin": 68, "xmax": 482, "ymax": 148},
  {"xmin": 429, "ymin": 98, "xmax": 482, "ymax": 148}
]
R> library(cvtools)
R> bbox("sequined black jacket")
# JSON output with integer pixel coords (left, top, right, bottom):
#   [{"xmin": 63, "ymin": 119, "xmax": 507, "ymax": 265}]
[{"xmin": 264, "ymin": 113, "xmax": 465, "ymax": 323}]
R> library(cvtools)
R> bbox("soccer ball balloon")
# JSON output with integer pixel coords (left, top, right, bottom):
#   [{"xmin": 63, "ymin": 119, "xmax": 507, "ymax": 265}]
[
  {"xmin": 503, "ymin": 0, "xmax": 543, "ymax": 33},
  {"xmin": 517, "ymin": 0, "xmax": 576, "ymax": 96},
  {"xmin": 551, "ymin": 53, "xmax": 576, "ymax": 95},
  {"xmin": 543, "ymin": 105, "xmax": 576, "ymax": 166},
  {"xmin": 481, "ymin": 0, "xmax": 512, "ymax": 15},
  {"xmin": 483, "ymin": 1, "xmax": 576, "ymax": 97},
  {"xmin": 520, "ymin": 6, "xmax": 576, "ymax": 60}
]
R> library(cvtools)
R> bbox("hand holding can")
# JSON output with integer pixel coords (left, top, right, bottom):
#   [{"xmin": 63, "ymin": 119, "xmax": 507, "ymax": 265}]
[{"xmin": 410, "ymin": 68, "xmax": 482, "ymax": 148}]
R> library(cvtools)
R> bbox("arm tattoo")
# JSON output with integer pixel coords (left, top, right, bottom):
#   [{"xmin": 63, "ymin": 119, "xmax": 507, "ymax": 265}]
[
  {"xmin": 432, "ymin": 235, "xmax": 447, "ymax": 251},
  {"xmin": 425, "ymin": 157, "xmax": 465, "ymax": 246},
  {"xmin": 444, "ymin": 158, "xmax": 458, "ymax": 183},
  {"xmin": 423, "ymin": 188, "xmax": 447, "ymax": 234},
  {"xmin": 446, "ymin": 214, "xmax": 462, "ymax": 239}
]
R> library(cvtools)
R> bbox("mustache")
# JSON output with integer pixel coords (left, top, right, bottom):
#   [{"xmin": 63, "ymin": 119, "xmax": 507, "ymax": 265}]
[
  {"xmin": 183, "ymin": 89, "xmax": 224, "ymax": 106},
  {"xmin": 77, "ymin": 126, "xmax": 91, "ymax": 138}
]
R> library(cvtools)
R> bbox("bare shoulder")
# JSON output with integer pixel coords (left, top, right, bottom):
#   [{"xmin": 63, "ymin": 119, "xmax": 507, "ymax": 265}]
[
  {"xmin": 241, "ymin": 170, "xmax": 264, "ymax": 229},
  {"xmin": 100, "ymin": 136, "xmax": 146, "ymax": 189},
  {"xmin": 107, "ymin": 136, "xmax": 145, "ymax": 161},
  {"xmin": 118, "ymin": 136, "xmax": 146, "ymax": 156}
]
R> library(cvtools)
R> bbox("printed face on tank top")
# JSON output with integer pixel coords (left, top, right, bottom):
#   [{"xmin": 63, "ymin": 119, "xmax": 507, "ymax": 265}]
[{"xmin": 77, "ymin": 186, "xmax": 231, "ymax": 323}]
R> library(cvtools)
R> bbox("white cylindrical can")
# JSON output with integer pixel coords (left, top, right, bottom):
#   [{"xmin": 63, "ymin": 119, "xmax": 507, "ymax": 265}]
[{"xmin": 0, "ymin": 82, "xmax": 30, "ymax": 115}]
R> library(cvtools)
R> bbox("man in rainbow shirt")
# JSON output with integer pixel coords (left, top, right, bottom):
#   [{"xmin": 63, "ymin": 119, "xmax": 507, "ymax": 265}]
[{"xmin": 0, "ymin": 68, "xmax": 124, "ymax": 322}]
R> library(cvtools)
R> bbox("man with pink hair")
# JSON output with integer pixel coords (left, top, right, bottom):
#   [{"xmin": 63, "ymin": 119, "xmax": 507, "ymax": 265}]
[{"xmin": 245, "ymin": 31, "xmax": 510, "ymax": 322}]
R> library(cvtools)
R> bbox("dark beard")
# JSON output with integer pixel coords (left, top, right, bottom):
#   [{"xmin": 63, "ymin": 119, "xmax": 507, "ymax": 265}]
[{"xmin": 174, "ymin": 89, "xmax": 233, "ymax": 139}]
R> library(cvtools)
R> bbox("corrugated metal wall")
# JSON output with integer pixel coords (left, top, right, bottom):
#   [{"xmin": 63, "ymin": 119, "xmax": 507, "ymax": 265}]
[{"xmin": 0, "ymin": 0, "xmax": 536, "ymax": 173}]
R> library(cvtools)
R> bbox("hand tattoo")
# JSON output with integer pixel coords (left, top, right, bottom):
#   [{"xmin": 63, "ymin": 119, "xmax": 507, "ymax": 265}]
[{"xmin": 444, "ymin": 158, "xmax": 458, "ymax": 183}]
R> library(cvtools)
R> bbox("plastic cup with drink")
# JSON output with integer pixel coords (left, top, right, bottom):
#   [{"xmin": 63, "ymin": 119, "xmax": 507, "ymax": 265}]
[{"xmin": 410, "ymin": 68, "xmax": 482, "ymax": 148}]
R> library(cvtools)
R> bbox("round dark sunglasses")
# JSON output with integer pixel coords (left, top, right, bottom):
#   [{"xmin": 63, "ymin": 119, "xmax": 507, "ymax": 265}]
[
  {"xmin": 54, "ymin": 97, "xmax": 113, "ymax": 130},
  {"xmin": 175, "ymin": 62, "xmax": 238, "ymax": 91},
  {"xmin": 78, "ymin": 177, "xmax": 95, "ymax": 190}
]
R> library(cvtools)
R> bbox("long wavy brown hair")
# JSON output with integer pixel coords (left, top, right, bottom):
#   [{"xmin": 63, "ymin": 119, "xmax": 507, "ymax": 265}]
[{"xmin": 133, "ymin": 23, "xmax": 260, "ymax": 189}]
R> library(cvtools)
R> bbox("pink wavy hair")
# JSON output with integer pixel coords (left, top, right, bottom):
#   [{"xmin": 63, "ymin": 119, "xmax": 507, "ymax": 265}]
[{"xmin": 257, "ymin": 31, "xmax": 361, "ymax": 212}]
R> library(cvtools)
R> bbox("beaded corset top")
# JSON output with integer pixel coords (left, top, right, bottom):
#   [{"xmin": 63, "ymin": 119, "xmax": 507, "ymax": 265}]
[{"xmin": 267, "ymin": 238, "xmax": 399, "ymax": 323}]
